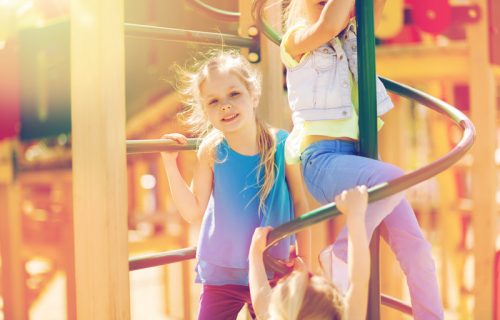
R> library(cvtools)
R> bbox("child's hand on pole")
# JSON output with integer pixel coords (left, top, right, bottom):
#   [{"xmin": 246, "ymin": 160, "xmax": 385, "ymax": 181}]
[
  {"xmin": 159, "ymin": 133, "xmax": 188, "ymax": 163},
  {"xmin": 249, "ymin": 226, "xmax": 273, "ymax": 259},
  {"xmin": 335, "ymin": 185, "xmax": 368, "ymax": 226}
]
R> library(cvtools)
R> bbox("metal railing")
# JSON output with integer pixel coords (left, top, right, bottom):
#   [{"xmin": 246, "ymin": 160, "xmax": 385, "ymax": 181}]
[{"xmin": 125, "ymin": 23, "xmax": 255, "ymax": 48}]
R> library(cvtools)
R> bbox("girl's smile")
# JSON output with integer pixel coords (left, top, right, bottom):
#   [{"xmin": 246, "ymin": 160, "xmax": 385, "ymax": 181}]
[{"xmin": 221, "ymin": 113, "xmax": 239, "ymax": 122}]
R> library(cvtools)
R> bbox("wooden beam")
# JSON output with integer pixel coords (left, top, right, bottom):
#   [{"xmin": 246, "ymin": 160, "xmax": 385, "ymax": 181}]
[
  {"xmin": 70, "ymin": 0, "xmax": 130, "ymax": 319},
  {"xmin": 376, "ymin": 43, "xmax": 469, "ymax": 82},
  {"xmin": 467, "ymin": 0, "xmax": 497, "ymax": 318},
  {"xmin": 0, "ymin": 140, "xmax": 27, "ymax": 320},
  {"xmin": 494, "ymin": 65, "xmax": 500, "ymax": 82},
  {"xmin": 254, "ymin": 0, "xmax": 291, "ymax": 130}
]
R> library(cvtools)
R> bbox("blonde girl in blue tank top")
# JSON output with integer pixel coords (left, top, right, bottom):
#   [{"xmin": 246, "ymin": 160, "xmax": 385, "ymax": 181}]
[
  {"xmin": 276, "ymin": 0, "xmax": 444, "ymax": 319},
  {"xmin": 160, "ymin": 50, "xmax": 310, "ymax": 320}
]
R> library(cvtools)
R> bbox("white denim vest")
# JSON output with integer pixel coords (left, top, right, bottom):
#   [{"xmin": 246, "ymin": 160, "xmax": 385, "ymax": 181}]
[{"xmin": 286, "ymin": 23, "xmax": 393, "ymax": 125}]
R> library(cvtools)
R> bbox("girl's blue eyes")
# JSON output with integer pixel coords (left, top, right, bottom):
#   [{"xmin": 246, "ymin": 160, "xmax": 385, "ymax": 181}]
[{"xmin": 208, "ymin": 92, "xmax": 240, "ymax": 106}]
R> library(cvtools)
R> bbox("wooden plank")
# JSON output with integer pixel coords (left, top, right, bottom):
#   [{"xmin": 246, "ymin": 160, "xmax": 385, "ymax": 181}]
[
  {"xmin": 379, "ymin": 96, "xmax": 409, "ymax": 320},
  {"xmin": 260, "ymin": 2, "xmax": 290, "ymax": 130},
  {"xmin": 238, "ymin": 0, "xmax": 253, "ymax": 38},
  {"xmin": 428, "ymin": 106, "xmax": 468, "ymax": 316},
  {"xmin": 239, "ymin": 0, "xmax": 290, "ymax": 129},
  {"xmin": 467, "ymin": 0, "xmax": 497, "ymax": 318},
  {"xmin": 378, "ymin": 43, "xmax": 500, "ymax": 83},
  {"xmin": 70, "ymin": 0, "xmax": 130, "ymax": 319},
  {"xmin": 0, "ymin": 140, "xmax": 27, "ymax": 320},
  {"xmin": 376, "ymin": 43, "xmax": 469, "ymax": 82}
]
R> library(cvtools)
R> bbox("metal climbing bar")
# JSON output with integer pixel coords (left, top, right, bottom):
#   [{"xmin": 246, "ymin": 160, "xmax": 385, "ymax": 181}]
[
  {"xmin": 381, "ymin": 294, "xmax": 413, "ymax": 316},
  {"xmin": 251, "ymin": 0, "xmax": 281, "ymax": 45},
  {"xmin": 124, "ymin": 23, "xmax": 255, "ymax": 48},
  {"xmin": 355, "ymin": 1, "xmax": 381, "ymax": 317},
  {"xmin": 357, "ymin": 0, "xmax": 378, "ymax": 158},
  {"xmin": 129, "ymin": 247, "xmax": 196, "ymax": 271},
  {"xmin": 126, "ymin": 138, "xmax": 199, "ymax": 154}
]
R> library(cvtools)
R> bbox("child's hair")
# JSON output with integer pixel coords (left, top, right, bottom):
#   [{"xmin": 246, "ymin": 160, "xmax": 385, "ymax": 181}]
[
  {"xmin": 176, "ymin": 50, "xmax": 276, "ymax": 215},
  {"xmin": 269, "ymin": 271, "xmax": 345, "ymax": 320}
]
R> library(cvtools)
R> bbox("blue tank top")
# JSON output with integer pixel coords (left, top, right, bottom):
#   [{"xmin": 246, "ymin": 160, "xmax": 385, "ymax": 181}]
[{"xmin": 195, "ymin": 130, "xmax": 294, "ymax": 285}]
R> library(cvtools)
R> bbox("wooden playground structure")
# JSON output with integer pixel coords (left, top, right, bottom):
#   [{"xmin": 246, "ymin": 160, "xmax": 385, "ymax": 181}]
[{"xmin": 0, "ymin": 0, "xmax": 499, "ymax": 319}]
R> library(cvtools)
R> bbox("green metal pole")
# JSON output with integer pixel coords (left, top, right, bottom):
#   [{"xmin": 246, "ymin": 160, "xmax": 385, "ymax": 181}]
[{"xmin": 355, "ymin": 0, "xmax": 380, "ymax": 319}]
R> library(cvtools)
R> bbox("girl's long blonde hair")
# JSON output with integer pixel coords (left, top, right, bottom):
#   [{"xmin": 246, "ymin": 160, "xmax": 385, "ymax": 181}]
[
  {"xmin": 269, "ymin": 271, "xmax": 345, "ymax": 320},
  {"xmin": 176, "ymin": 50, "xmax": 276, "ymax": 215}
]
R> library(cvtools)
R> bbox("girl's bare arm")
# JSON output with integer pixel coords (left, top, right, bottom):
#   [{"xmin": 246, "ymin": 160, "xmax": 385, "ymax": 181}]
[
  {"xmin": 161, "ymin": 134, "xmax": 213, "ymax": 223},
  {"xmin": 285, "ymin": 0, "xmax": 355, "ymax": 57},
  {"xmin": 249, "ymin": 227, "xmax": 273, "ymax": 319},
  {"xmin": 336, "ymin": 186, "xmax": 370, "ymax": 320}
]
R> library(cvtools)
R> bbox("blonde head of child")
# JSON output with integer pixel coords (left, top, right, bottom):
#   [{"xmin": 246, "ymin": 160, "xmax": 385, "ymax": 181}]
[
  {"xmin": 269, "ymin": 269, "xmax": 345, "ymax": 319},
  {"xmin": 249, "ymin": 186, "xmax": 370, "ymax": 320},
  {"xmin": 176, "ymin": 50, "xmax": 276, "ymax": 214}
]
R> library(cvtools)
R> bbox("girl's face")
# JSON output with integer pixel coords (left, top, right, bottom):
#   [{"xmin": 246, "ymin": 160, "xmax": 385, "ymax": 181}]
[
  {"xmin": 304, "ymin": 0, "xmax": 328, "ymax": 23},
  {"xmin": 200, "ymin": 68, "xmax": 257, "ymax": 134}
]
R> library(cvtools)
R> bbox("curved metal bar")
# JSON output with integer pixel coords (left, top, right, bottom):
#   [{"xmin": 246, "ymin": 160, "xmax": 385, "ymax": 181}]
[
  {"xmin": 126, "ymin": 139, "xmax": 200, "ymax": 154},
  {"xmin": 381, "ymin": 294, "xmax": 413, "ymax": 316},
  {"xmin": 251, "ymin": 0, "xmax": 282, "ymax": 45},
  {"xmin": 185, "ymin": 0, "xmax": 240, "ymax": 22},
  {"xmin": 129, "ymin": 247, "xmax": 197, "ymax": 271},
  {"xmin": 124, "ymin": 23, "xmax": 255, "ymax": 48},
  {"xmin": 264, "ymin": 81, "xmax": 475, "ymax": 266}
]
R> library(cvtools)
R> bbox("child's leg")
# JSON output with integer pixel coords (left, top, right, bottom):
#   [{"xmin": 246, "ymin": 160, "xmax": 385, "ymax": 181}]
[
  {"xmin": 302, "ymin": 151, "xmax": 406, "ymax": 239},
  {"xmin": 381, "ymin": 200, "xmax": 444, "ymax": 319},
  {"xmin": 198, "ymin": 284, "xmax": 252, "ymax": 320},
  {"xmin": 302, "ymin": 150, "xmax": 443, "ymax": 319},
  {"xmin": 331, "ymin": 200, "xmax": 444, "ymax": 319}
]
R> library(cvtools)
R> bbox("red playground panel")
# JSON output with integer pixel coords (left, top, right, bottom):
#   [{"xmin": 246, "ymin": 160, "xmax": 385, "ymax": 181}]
[
  {"xmin": 412, "ymin": 0, "xmax": 451, "ymax": 35},
  {"xmin": 0, "ymin": 40, "xmax": 20, "ymax": 141}
]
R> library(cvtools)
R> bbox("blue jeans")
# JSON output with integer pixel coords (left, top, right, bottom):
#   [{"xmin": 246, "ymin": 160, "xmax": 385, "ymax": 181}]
[{"xmin": 301, "ymin": 140, "xmax": 443, "ymax": 320}]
